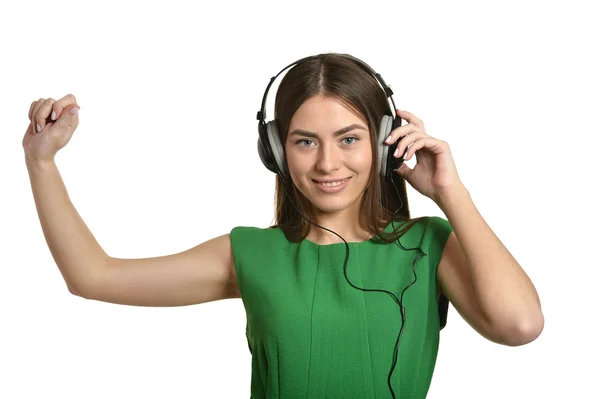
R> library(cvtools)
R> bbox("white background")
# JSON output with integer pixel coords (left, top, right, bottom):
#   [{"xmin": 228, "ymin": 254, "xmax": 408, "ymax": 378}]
[{"xmin": 1, "ymin": 0, "xmax": 598, "ymax": 398}]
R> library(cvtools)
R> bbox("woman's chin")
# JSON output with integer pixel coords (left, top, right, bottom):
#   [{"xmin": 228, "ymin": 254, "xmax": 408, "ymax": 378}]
[
  {"xmin": 306, "ymin": 194, "xmax": 358, "ymax": 214},
  {"xmin": 297, "ymin": 176, "xmax": 365, "ymax": 214}
]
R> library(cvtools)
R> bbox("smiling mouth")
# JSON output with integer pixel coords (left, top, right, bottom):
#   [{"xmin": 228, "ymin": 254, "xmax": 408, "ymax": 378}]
[{"xmin": 312, "ymin": 178, "xmax": 350, "ymax": 187}]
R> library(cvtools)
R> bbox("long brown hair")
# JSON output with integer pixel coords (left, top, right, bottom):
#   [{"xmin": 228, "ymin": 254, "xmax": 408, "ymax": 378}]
[{"xmin": 269, "ymin": 53, "xmax": 426, "ymax": 243}]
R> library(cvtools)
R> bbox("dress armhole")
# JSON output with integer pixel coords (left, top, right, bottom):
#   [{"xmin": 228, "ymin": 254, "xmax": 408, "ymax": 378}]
[
  {"xmin": 426, "ymin": 216, "xmax": 454, "ymax": 331},
  {"xmin": 229, "ymin": 226, "xmax": 247, "ymax": 299}
]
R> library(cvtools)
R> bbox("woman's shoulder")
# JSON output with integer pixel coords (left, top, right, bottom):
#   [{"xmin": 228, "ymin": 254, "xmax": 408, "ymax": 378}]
[
  {"xmin": 229, "ymin": 224, "xmax": 285, "ymax": 243},
  {"xmin": 400, "ymin": 215, "xmax": 451, "ymax": 232},
  {"xmin": 383, "ymin": 215, "xmax": 452, "ymax": 246},
  {"xmin": 230, "ymin": 224, "xmax": 282, "ymax": 233},
  {"xmin": 409, "ymin": 215, "xmax": 454, "ymax": 256},
  {"xmin": 421, "ymin": 215, "xmax": 453, "ymax": 239}
]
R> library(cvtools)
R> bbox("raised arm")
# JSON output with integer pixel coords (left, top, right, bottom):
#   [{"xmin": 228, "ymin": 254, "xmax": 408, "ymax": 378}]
[
  {"xmin": 24, "ymin": 95, "xmax": 239, "ymax": 307},
  {"xmin": 26, "ymin": 159, "xmax": 239, "ymax": 306}
]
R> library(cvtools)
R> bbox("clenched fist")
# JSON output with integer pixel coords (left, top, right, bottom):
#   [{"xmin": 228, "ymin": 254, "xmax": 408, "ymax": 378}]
[{"xmin": 22, "ymin": 94, "xmax": 80, "ymax": 164}]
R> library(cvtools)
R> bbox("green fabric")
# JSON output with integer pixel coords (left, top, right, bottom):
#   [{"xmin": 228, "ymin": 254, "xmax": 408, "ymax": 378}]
[{"xmin": 230, "ymin": 216, "xmax": 453, "ymax": 399}]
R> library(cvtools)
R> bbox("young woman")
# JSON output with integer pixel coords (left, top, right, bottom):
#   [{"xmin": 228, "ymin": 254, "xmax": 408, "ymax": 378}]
[{"xmin": 23, "ymin": 53, "xmax": 543, "ymax": 399}]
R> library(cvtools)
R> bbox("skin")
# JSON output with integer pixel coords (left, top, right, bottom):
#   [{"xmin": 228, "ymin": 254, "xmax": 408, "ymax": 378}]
[
  {"xmin": 285, "ymin": 95, "xmax": 374, "ymax": 245},
  {"xmin": 23, "ymin": 94, "xmax": 80, "ymax": 164}
]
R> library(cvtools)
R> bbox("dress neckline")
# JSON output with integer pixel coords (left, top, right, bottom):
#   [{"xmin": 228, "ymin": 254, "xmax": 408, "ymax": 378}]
[
  {"xmin": 295, "ymin": 220, "xmax": 412, "ymax": 248},
  {"xmin": 302, "ymin": 234, "xmax": 377, "ymax": 247}
]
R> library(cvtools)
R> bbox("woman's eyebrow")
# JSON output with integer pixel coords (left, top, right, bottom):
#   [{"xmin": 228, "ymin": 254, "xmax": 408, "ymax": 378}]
[{"xmin": 289, "ymin": 124, "xmax": 366, "ymax": 139}]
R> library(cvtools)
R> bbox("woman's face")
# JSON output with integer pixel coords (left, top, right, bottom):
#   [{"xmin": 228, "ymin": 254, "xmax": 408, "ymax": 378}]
[{"xmin": 285, "ymin": 95, "xmax": 373, "ymax": 216}]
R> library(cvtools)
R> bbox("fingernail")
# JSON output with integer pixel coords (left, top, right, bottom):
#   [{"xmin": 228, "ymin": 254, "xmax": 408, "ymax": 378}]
[
  {"xmin": 394, "ymin": 148, "xmax": 399, "ymax": 157},
  {"xmin": 70, "ymin": 107, "xmax": 80, "ymax": 115},
  {"xmin": 385, "ymin": 135, "xmax": 392, "ymax": 143},
  {"xmin": 51, "ymin": 111, "xmax": 56, "ymax": 120},
  {"xmin": 36, "ymin": 123, "xmax": 41, "ymax": 133}
]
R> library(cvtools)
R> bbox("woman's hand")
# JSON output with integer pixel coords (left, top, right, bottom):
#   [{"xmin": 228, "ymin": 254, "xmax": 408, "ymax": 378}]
[
  {"xmin": 22, "ymin": 94, "xmax": 81, "ymax": 164},
  {"xmin": 385, "ymin": 109, "xmax": 464, "ymax": 204}
]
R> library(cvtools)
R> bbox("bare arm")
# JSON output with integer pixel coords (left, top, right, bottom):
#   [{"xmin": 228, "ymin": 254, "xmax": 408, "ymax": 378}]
[
  {"xmin": 26, "ymin": 158, "xmax": 108, "ymax": 295},
  {"xmin": 26, "ymin": 158, "xmax": 238, "ymax": 306},
  {"xmin": 95, "ymin": 233, "xmax": 238, "ymax": 307}
]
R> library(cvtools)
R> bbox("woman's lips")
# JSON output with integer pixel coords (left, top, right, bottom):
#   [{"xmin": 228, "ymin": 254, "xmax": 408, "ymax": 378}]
[{"xmin": 312, "ymin": 177, "xmax": 351, "ymax": 193}]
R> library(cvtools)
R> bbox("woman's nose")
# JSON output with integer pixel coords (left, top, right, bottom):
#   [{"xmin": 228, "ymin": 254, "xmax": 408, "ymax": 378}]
[{"xmin": 315, "ymin": 142, "xmax": 341, "ymax": 174}]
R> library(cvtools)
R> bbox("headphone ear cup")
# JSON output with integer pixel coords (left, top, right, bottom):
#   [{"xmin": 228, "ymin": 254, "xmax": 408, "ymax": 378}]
[
  {"xmin": 378, "ymin": 115, "xmax": 404, "ymax": 177},
  {"xmin": 257, "ymin": 137, "xmax": 274, "ymax": 173},
  {"xmin": 378, "ymin": 115, "xmax": 393, "ymax": 177},
  {"xmin": 266, "ymin": 120, "xmax": 288, "ymax": 178},
  {"xmin": 258, "ymin": 122, "xmax": 278, "ymax": 174}
]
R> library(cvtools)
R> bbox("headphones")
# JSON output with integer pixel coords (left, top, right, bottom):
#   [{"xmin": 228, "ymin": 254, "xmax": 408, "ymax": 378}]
[
  {"xmin": 256, "ymin": 53, "xmax": 408, "ymax": 180},
  {"xmin": 255, "ymin": 53, "xmax": 424, "ymax": 399}
]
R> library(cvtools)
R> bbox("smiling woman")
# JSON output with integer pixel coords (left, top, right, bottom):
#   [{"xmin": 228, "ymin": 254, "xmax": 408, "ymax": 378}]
[
  {"xmin": 233, "ymin": 52, "xmax": 542, "ymax": 398},
  {"xmin": 235, "ymin": 53, "xmax": 453, "ymax": 398},
  {"xmin": 270, "ymin": 55, "xmax": 426, "ymax": 245},
  {"xmin": 284, "ymin": 96, "xmax": 375, "ymax": 229}
]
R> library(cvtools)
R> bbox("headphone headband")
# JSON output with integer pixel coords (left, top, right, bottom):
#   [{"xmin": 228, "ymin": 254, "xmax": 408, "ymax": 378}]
[
  {"xmin": 256, "ymin": 53, "xmax": 405, "ymax": 180},
  {"xmin": 256, "ymin": 53, "xmax": 397, "ymax": 123}
]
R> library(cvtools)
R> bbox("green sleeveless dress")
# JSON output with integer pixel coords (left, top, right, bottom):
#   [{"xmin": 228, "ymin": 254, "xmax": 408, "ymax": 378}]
[{"xmin": 230, "ymin": 216, "xmax": 453, "ymax": 398}]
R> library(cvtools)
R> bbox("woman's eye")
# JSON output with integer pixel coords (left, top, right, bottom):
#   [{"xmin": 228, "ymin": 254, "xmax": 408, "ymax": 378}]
[
  {"xmin": 295, "ymin": 137, "xmax": 357, "ymax": 147},
  {"xmin": 296, "ymin": 139, "xmax": 314, "ymax": 147}
]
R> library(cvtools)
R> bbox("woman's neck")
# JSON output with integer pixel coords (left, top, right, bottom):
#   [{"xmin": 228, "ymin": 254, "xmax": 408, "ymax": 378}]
[{"xmin": 305, "ymin": 218, "xmax": 372, "ymax": 245}]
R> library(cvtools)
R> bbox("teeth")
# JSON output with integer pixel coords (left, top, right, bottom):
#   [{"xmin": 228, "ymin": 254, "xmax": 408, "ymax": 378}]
[{"xmin": 318, "ymin": 179, "xmax": 347, "ymax": 187}]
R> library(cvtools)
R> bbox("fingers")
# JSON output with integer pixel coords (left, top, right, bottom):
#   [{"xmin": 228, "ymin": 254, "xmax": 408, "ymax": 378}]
[
  {"xmin": 396, "ymin": 109, "xmax": 425, "ymax": 130},
  {"xmin": 53, "ymin": 104, "xmax": 80, "ymax": 136},
  {"xmin": 393, "ymin": 132, "xmax": 428, "ymax": 159},
  {"xmin": 403, "ymin": 137, "xmax": 427, "ymax": 161},
  {"xmin": 30, "ymin": 98, "xmax": 47, "ymax": 133},
  {"xmin": 51, "ymin": 94, "xmax": 78, "ymax": 122},
  {"xmin": 35, "ymin": 98, "xmax": 57, "ymax": 133},
  {"xmin": 383, "ymin": 111, "xmax": 428, "ymax": 160},
  {"xmin": 29, "ymin": 94, "xmax": 78, "ymax": 134},
  {"xmin": 384, "ymin": 120, "xmax": 422, "ymax": 147},
  {"xmin": 29, "ymin": 98, "xmax": 41, "ymax": 121},
  {"xmin": 28, "ymin": 101, "xmax": 36, "ymax": 121}
]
